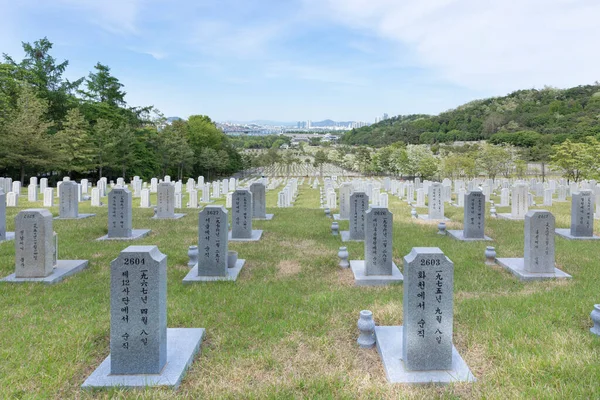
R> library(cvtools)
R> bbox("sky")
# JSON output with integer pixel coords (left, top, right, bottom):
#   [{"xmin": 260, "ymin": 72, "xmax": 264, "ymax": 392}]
[{"xmin": 1, "ymin": 0, "xmax": 599, "ymax": 123}]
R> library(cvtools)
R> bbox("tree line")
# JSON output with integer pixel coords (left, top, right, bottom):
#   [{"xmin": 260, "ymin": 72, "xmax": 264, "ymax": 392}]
[
  {"xmin": 0, "ymin": 37, "xmax": 242, "ymax": 184},
  {"xmin": 341, "ymin": 84, "xmax": 600, "ymax": 154}
]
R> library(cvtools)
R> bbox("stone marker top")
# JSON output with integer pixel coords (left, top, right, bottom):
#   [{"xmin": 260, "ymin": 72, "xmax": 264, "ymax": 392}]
[{"xmin": 404, "ymin": 247, "xmax": 446, "ymax": 263}]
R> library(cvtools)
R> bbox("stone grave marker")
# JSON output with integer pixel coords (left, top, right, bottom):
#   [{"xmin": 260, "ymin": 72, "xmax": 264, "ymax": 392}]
[
  {"xmin": 341, "ymin": 192, "xmax": 369, "ymax": 242},
  {"xmin": 448, "ymin": 190, "xmax": 492, "ymax": 241},
  {"xmin": 82, "ymin": 246, "xmax": 204, "ymax": 389},
  {"xmin": 556, "ymin": 190, "xmax": 600, "ymax": 240},
  {"xmin": 250, "ymin": 182, "xmax": 273, "ymax": 220},
  {"xmin": 229, "ymin": 190, "xmax": 262, "ymax": 241},
  {"xmin": 499, "ymin": 183, "xmax": 528, "ymax": 220},
  {"xmin": 349, "ymin": 207, "xmax": 402, "ymax": 285},
  {"xmin": 57, "ymin": 181, "xmax": 95, "ymax": 219},
  {"xmin": 1, "ymin": 209, "xmax": 88, "ymax": 283},
  {"xmin": 496, "ymin": 210, "xmax": 571, "ymax": 280},
  {"xmin": 374, "ymin": 248, "xmax": 474, "ymax": 384},
  {"xmin": 153, "ymin": 183, "xmax": 185, "ymax": 219},
  {"xmin": 183, "ymin": 206, "xmax": 245, "ymax": 282},
  {"xmin": 0, "ymin": 189, "xmax": 15, "ymax": 242},
  {"xmin": 98, "ymin": 187, "xmax": 150, "ymax": 241}
]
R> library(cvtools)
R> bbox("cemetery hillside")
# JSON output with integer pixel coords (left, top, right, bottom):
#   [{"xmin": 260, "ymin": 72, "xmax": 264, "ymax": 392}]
[{"xmin": 2, "ymin": 34, "xmax": 600, "ymax": 400}]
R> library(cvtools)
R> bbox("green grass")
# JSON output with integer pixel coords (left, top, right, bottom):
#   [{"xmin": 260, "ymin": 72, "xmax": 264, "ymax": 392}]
[{"xmin": 0, "ymin": 184, "xmax": 599, "ymax": 399}]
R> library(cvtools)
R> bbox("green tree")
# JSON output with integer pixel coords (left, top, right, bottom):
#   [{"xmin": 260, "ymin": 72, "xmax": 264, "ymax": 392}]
[
  {"xmin": 90, "ymin": 119, "xmax": 115, "ymax": 179},
  {"xmin": 54, "ymin": 108, "xmax": 93, "ymax": 176},
  {"xmin": 3, "ymin": 37, "xmax": 82, "ymax": 127},
  {"xmin": 313, "ymin": 149, "xmax": 328, "ymax": 177},
  {"xmin": 477, "ymin": 144, "xmax": 510, "ymax": 179},
  {"xmin": 549, "ymin": 139, "xmax": 589, "ymax": 182},
  {"xmin": 0, "ymin": 85, "xmax": 55, "ymax": 182}
]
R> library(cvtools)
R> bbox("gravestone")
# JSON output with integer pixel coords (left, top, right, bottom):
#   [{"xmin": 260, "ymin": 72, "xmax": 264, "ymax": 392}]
[
  {"xmin": 250, "ymin": 182, "xmax": 273, "ymax": 220},
  {"xmin": 426, "ymin": 183, "xmax": 444, "ymax": 220},
  {"xmin": 374, "ymin": 248, "xmax": 474, "ymax": 383},
  {"xmin": 91, "ymin": 188, "xmax": 102, "ymax": 207},
  {"xmin": 58, "ymin": 181, "xmax": 95, "ymax": 219},
  {"xmin": 543, "ymin": 189, "xmax": 553, "ymax": 206},
  {"xmin": 110, "ymin": 246, "xmax": 167, "ymax": 374},
  {"xmin": 499, "ymin": 188, "xmax": 510, "ymax": 207},
  {"xmin": 153, "ymin": 183, "xmax": 185, "ymax": 219},
  {"xmin": 43, "ymin": 188, "xmax": 54, "ymax": 207},
  {"xmin": 140, "ymin": 189, "xmax": 151, "ymax": 208},
  {"xmin": 7, "ymin": 192, "xmax": 19, "ymax": 207},
  {"xmin": 183, "ymin": 206, "xmax": 245, "ymax": 282},
  {"xmin": 82, "ymin": 246, "xmax": 204, "ymax": 389},
  {"xmin": 403, "ymin": 248, "xmax": 453, "ymax": 370},
  {"xmin": 341, "ymin": 192, "xmax": 369, "ymax": 242},
  {"xmin": 499, "ymin": 183, "xmax": 528, "ymax": 220},
  {"xmin": 556, "ymin": 190, "xmax": 600, "ymax": 240},
  {"xmin": 98, "ymin": 187, "xmax": 150, "ymax": 241},
  {"xmin": 188, "ymin": 190, "xmax": 198, "ymax": 208},
  {"xmin": 0, "ymin": 189, "xmax": 15, "ymax": 242},
  {"xmin": 229, "ymin": 189, "xmax": 262, "ymax": 241},
  {"xmin": 349, "ymin": 207, "xmax": 403, "ymax": 285},
  {"xmin": 27, "ymin": 184, "xmax": 38, "ymax": 202},
  {"xmin": 448, "ymin": 190, "xmax": 492, "ymax": 241},
  {"xmin": 496, "ymin": 210, "xmax": 571, "ymax": 280},
  {"xmin": 1, "ymin": 209, "xmax": 88, "ymax": 284}
]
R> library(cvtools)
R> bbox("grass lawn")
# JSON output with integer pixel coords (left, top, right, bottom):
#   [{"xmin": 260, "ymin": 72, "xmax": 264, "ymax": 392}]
[{"xmin": 0, "ymin": 182, "xmax": 599, "ymax": 399}]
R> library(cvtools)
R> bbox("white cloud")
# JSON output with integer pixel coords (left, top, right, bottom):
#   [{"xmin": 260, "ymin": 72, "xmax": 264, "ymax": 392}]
[
  {"xmin": 265, "ymin": 61, "xmax": 367, "ymax": 86},
  {"xmin": 308, "ymin": 0, "xmax": 600, "ymax": 92},
  {"xmin": 57, "ymin": 0, "xmax": 142, "ymax": 35}
]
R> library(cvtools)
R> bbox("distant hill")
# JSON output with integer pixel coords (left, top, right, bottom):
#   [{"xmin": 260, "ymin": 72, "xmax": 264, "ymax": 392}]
[
  {"xmin": 166, "ymin": 116, "xmax": 183, "ymax": 123},
  {"xmin": 341, "ymin": 84, "xmax": 600, "ymax": 147}
]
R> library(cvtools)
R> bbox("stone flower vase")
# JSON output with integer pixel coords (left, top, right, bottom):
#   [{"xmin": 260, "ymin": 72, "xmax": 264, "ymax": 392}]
[
  {"xmin": 485, "ymin": 246, "xmax": 496, "ymax": 266},
  {"xmin": 357, "ymin": 310, "xmax": 376, "ymax": 348},
  {"xmin": 187, "ymin": 245, "xmax": 198, "ymax": 268},
  {"xmin": 227, "ymin": 250, "xmax": 238, "ymax": 269},
  {"xmin": 338, "ymin": 246, "xmax": 349, "ymax": 269},
  {"xmin": 591, "ymin": 304, "xmax": 600, "ymax": 336},
  {"xmin": 331, "ymin": 221, "xmax": 340, "ymax": 236}
]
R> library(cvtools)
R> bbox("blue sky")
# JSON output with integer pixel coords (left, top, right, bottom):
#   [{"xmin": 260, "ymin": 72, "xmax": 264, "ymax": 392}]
[{"xmin": 1, "ymin": 0, "xmax": 599, "ymax": 122}]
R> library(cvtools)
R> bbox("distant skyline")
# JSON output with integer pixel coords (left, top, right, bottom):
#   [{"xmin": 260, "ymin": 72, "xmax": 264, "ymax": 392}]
[{"xmin": 1, "ymin": 1, "xmax": 599, "ymax": 122}]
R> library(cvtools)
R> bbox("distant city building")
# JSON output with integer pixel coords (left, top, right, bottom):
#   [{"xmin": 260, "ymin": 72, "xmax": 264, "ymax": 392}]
[{"xmin": 383, "ymin": 113, "xmax": 389, "ymax": 120}]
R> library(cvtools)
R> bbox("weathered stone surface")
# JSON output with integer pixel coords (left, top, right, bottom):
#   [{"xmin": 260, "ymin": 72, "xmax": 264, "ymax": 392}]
[
  {"xmin": 463, "ymin": 190, "xmax": 485, "ymax": 239},
  {"xmin": 59, "ymin": 181, "xmax": 79, "ymax": 218},
  {"xmin": 428, "ymin": 183, "xmax": 444, "ymax": 220},
  {"xmin": 14, "ymin": 209, "xmax": 54, "ymax": 278},
  {"xmin": 108, "ymin": 187, "xmax": 133, "ymax": 238},
  {"xmin": 570, "ymin": 190, "xmax": 594, "ymax": 237},
  {"xmin": 524, "ymin": 210, "xmax": 555, "ymax": 273},
  {"xmin": 339, "ymin": 183, "xmax": 352, "ymax": 220},
  {"xmin": 402, "ymin": 248, "xmax": 453, "ymax": 371},
  {"xmin": 364, "ymin": 207, "xmax": 393, "ymax": 275},
  {"xmin": 197, "ymin": 206, "xmax": 228, "ymax": 276},
  {"xmin": 349, "ymin": 192, "xmax": 369, "ymax": 240},
  {"xmin": 156, "ymin": 182, "xmax": 175, "ymax": 218},
  {"xmin": 231, "ymin": 190, "xmax": 253, "ymax": 239},
  {"xmin": 110, "ymin": 246, "xmax": 167, "ymax": 375},
  {"xmin": 250, "ymin": 182, "xmax": 267, "ymax": 219}
]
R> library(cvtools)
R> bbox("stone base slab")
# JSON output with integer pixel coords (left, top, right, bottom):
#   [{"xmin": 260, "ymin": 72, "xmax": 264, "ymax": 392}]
[
  {"xmin": 81, "ymin": 328, "xmax": 204, "ymax": 390},
  {"xmin": 349, "ymin": 260, "xmax": 403, "ymax": 286},
  {"xmin": 228, "ymin": 230, "xmax": 263, "ymax": 242},
  {"xmin": 1, "ymin": 260, "xmax": 89, "ymax": 284},
  {"xmin": 97, "ymin": 229, "xmax": 151, "ymax": 241},
  {"xmin": 253, "ymin": 214, "xmax": 274, "ymax": 220},
  {"xmin": 417, "ymin": 215, "xmax": 449, "ymax": 222},
  {"xmin": 0, "ymin": 232, "xmax": 15, "ymax": 243},
  {"xmin": 54, "ymin": 213, "xmax": 96, "ymax": 220},
  {"xmin": 333, "ymin": 214, "xmax": 348, "ymax": 221},
  {"xmin": 555, "ymin": 228, "xmax": 600, "ymax": 240},
  {"xmin": 497, "ymin": 213, "xmax": 525, "ymax": 221},
  {"xmin": 151, "ymin": 213, "xmax": 186, "ymax": 220},
  {"xmin": 341, "ymin": 231, "xmax": 363, "ymax": 242},
  {"xmin": 375, "ymin": 326, "xmax": 475, "ymax": 384},
  {"xmin": 183, "ymin": 259, "xmax": 245, "ymax": 283},
  {"xmin": 447, "ymin": 230, "xmax": 492, "ymax": 241},
  {"xmin": 496, "ymin": 258, "xmax": 572, "ymax": 281}
]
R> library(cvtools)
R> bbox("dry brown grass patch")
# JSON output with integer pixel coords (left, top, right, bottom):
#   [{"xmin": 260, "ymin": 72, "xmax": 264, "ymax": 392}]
[{"xmin": 277, "ymin": 260, "xmax": 302, "ymax": 277}]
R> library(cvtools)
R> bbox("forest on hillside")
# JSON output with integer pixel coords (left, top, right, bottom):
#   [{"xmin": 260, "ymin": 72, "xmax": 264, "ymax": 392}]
[
  {"xmin": 341, "ymin": 85, "xmax": 600, "ymax": 148},
  {"xmin": 0, "ymin": 37, "xmax": 242, "ymax": 183}
]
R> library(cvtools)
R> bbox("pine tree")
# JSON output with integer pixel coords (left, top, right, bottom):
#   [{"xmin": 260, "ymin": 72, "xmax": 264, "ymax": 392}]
[{"xmin": 54, "ymin": 108, "xmax": 94, "ymax": 176}]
